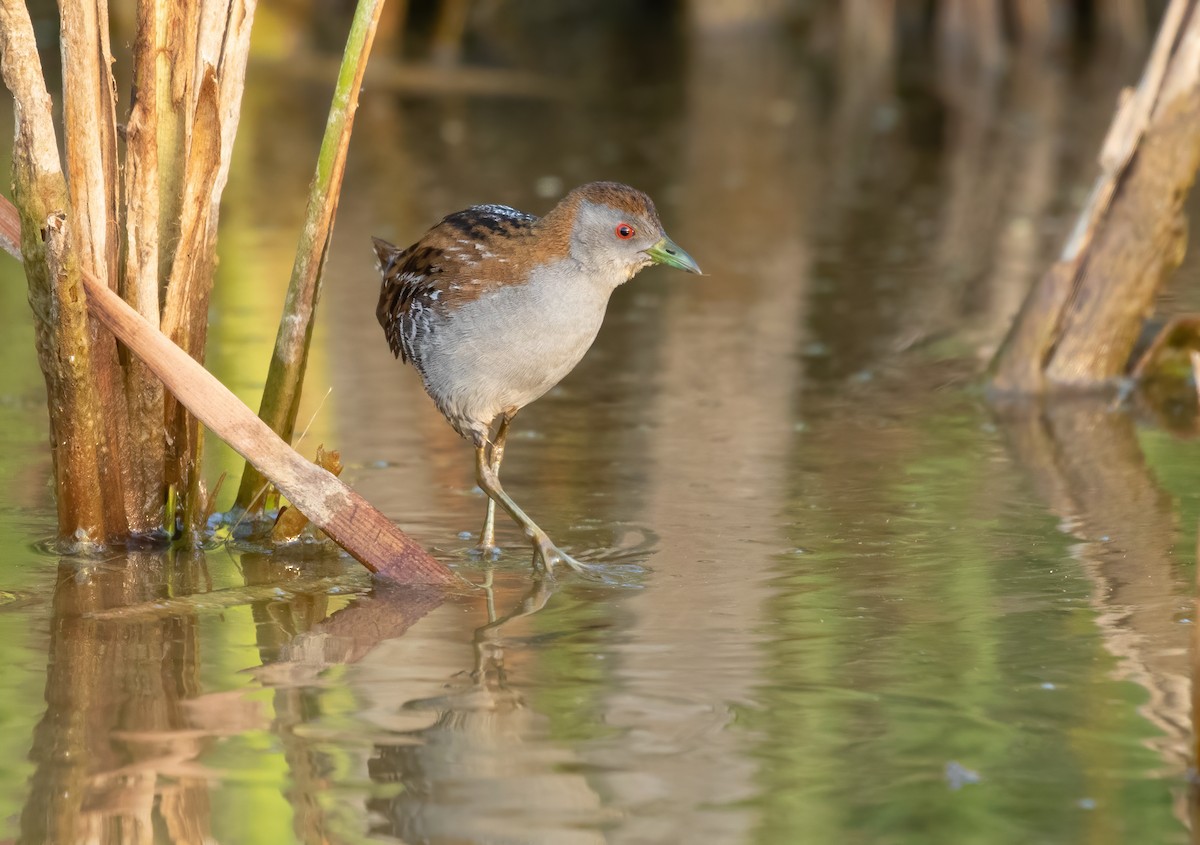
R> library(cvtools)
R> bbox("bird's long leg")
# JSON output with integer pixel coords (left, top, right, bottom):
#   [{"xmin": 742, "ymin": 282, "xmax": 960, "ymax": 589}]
[
  {"xmin": 476, "ymin": 413, "xmax": 513, "ymax": 554},
  {"xmin": 474, "ymin": 443, "xmax": 590, "ymax": 576}
]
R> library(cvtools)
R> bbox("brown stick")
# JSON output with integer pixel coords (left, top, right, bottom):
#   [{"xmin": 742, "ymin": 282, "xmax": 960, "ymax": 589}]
[
  {"xmin": 59, "ymin": 0, "xmax": 135, "ymax": 534},
  {"xmin": 122, "ymin": 0, "xmax": 167, "ymax": 532},
  {"xmin": 154, "ymin": 0, "xmax": 196, "ymax": 295},
  {"xmin": 0, "ymin": 0, "xmax": 117, "ymax": 543},
  {"xmin": 990, "ymin": 0, "xmax": 1200, "ymax": 393},
  {"xmin": 159, "ymin": 0, "xmax": 258, "ymax": 536},
  {"xmin": 82, "ymin": 268, "xmax": 455, "ymax": 584},
  {"xmin": 1044, "ymin": 93, "xmax": 1199, "ymax": 385},
  {"xmin": 159, "ymin": 67, "xmax": 222, "ymax": 521},
  {"xmin": 59, "ymin": 0, "xmax": 120, "ymax": 289}
]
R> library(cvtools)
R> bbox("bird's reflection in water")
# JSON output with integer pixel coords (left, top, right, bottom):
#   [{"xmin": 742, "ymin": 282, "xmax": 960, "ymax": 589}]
[{"xmin": 367, "ymin": 571, "xmax": 611, "ymax": 845}]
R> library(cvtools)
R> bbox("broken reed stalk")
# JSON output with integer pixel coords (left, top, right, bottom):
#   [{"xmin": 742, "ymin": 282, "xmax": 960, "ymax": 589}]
[
  {"xmin": 990, "ymin": 0, "xmax": 1200, "ymax": 394},
  {"xmin": 121, "ymin": 0, "xmax": 165, "ymax": 532},
  {"xmin": 235, "ymin": 0, "xmax": 387, "ymax": 513},
  {"xmin": 159, "ymin": 0, "xmax": 257, "ymax": 537},
  {"xmin": 0, "ymin": 0, "xmax": 116, "ymax": 543},
  {"xmin": 59, "ymin": 0, "xmax": 135, "ymax": 536}
]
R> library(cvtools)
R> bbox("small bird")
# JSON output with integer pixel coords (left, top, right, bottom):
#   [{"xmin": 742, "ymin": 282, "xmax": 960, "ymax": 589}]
[{"xmin": 373, "ymin": 182, "xmax": 700, "ymax": 575}]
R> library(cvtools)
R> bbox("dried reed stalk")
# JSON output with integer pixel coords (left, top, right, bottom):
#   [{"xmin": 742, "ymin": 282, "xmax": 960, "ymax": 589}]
[
  {"xmin": 159, "ymin": 0, "xmax": 258, "ymax": 535},
  {"xmin": 0, "ymin": 0, "xmax": 115, "ymax": 543},
  {"xmin": 60, "ymin": 0, "xmax": 136, "ymax": 535},
  {"xmin": 991, "ymin": 0, "xmax": 1200, "ymax": 393},
  {"xmin": 122, "ymin": 0, "xmax": 166, "ymax": 531}
]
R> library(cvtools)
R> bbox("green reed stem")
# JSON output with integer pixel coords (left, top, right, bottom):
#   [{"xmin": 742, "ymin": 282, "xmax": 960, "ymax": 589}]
[{"xmin": 234, "ymin": 0, "xmax": 387, "ymax": 511}]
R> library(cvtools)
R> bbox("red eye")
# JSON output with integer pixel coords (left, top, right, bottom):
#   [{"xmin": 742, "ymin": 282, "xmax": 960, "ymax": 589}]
[{"xmin": 615, "ymin": 223, "xmax": 635, "ymax": 240}]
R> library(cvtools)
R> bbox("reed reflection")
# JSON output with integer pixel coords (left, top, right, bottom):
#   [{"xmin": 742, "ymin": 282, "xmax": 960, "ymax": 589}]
[
  {"xmin": 996, "ymin": 399, "xmax": 1193, "ymax": 835},
  {"xmin": 239, "ymin": 552, "xmax": 442, "ymax": 843},
  {"xmin": 17, "ymin": 547, "xmax": 445, "ymax": 845},
  {"xmin": 21, "ymin": 552, "xmax": 221, "ymax": 844},
  {"xmin": 365, "ymin": 572, "xmax": 607, "ymax": 845}
]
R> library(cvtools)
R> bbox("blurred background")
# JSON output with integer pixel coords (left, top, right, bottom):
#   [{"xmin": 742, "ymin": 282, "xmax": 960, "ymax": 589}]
[{"xmin": 1, "ymin": 1, "xmax": 1199, "ymax": 843}]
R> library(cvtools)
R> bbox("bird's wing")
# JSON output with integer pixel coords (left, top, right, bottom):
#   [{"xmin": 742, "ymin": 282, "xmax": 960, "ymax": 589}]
[
  {"xmin": 374, "ymin": 205, "xmax": 538, "ymax": 366},
  {"xmin": 374, "ymin": 236, "xmax": 437, "ymax": 365}
]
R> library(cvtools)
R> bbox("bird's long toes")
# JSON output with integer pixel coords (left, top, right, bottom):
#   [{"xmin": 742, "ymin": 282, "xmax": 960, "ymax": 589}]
[
  {"xmin": 530, "ymin": 539, "xmax": 561, "ymax": 575},
  {"xmin": 530, "ymin": 538, "xmax": 601, "ymax": 581},
  {"xmin": 559, "ymin": 555, "xmax": 603, "ymax": 581},
  {"xmin": 470, "ymin": 542, "xmax": 502, "ymax": 560},
  {"xmin": 529, "ymin": 540, "xmax": 552, "ymax": 572}
]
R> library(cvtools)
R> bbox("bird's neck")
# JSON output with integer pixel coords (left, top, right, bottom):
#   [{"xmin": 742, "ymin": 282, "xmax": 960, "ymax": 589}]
[{"xmin": 534, "ymin": 195, "xmax": 644, "ymax": 292}]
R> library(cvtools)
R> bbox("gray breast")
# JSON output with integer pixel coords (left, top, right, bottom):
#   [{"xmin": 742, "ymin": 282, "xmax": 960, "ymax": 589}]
[{"xmin": 418, "ymin": 261, "xmax": 613, "ymax": 439}]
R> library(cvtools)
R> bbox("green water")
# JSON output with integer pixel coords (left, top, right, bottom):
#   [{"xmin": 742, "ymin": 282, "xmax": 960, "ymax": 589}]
[{"xmin": 0, "ymin": 12, "xmax": 1197, "ymax": 845}]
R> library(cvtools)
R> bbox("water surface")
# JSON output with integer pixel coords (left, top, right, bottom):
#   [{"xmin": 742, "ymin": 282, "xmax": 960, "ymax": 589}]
[{"xmin": 0, "ymin": 16, "xmax": 1197, "ymax": 845}]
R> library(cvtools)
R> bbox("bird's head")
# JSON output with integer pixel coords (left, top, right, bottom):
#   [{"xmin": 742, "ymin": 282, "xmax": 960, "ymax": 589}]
[{"xmin": 551, "ymin": 182, "xmax": 701, "ymax": 286}]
